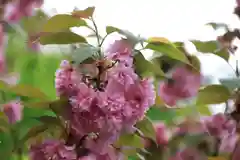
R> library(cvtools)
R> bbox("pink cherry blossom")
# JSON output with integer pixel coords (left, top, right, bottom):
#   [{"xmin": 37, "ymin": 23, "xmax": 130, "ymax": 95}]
[
  {"xmin": 204, "ymin": 113, "xmax": 236, "ymax": 137},
  {"xmin": 55, "ymin": 60, "xmax": 78, "ymax": 97},
  {"xmin": 159, "ymin": 66, "xmax": 202, "ymax": 106},
  {"xmin": 2, "ymin": 100, "xmax": 23, "ymax": 124},
  {"xmin": 219, "ymin": 134, "xmax": 238, "ymax": 153},
  {"xmin": 106, "ymin": 39, "xmax": 133, "ymax": 67},
  {"xmin": 27, "ymin": 34, "xmax": 40, "ymax": 52},
  {"xmin": 29, "ymin": 140, "xmax": 77, "ymax": 160},
  {"xmin": 4, "ymin": 0, "xmax": 43, "ymax": 23},
  {"xmin": 154, "ymin": 122, "xmax": 168, "ymax": 145},
  {"xmin": 0, "ymin": 25, "xmax": 6, "ymax": 73},
  {"xmin": 237, "ymin": 0, "xmax": 240, "ymax": 7}
]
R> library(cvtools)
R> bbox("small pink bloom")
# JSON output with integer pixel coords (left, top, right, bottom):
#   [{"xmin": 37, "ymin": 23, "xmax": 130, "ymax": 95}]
[
  {"xmin": 106, "ymin": 39, "xmax": 133, "ymax": 67},
  {"xmin": 0, "ymin": 25, "xmax": 6, "ymax": 73},
  {"xmin": 154, "ymin": 122, "xmax": 168, "ymax": 145},
  {"xmin": 219, "ymin": 134, "xmax": 238, "ymax": 153},
  {"xmin": 159, "ymin": 66, "xmax": 201, "ymax": 106},
  {"xmin": 2, "ymin": 100, "xmax": 23, "ymax": 124},
  {"xmin": 27, "ymin": 34, "xmax": 40, "ymax": 52}
]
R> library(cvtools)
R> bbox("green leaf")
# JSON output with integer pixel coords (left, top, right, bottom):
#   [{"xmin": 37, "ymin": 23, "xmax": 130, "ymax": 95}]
[
  {"xmin": 106, "ymin": 26, "xmax": 121, "ymax": 34},
  {"xmin": 106, "ymin": 26, "xmax": 143, "ymax": 46},
  {"xmin": 192, "ymin": 40, "xmax": 218, "ymax": 53},
  {"xmin": 135, "ymin": 117, "xmax": 156, "ymax": 141},
  {"xmin": 192, "ymin": 40, "xmax": 229, "ymax": 61},
  {"xmin": 176, "ymin": 105, "xmax": 212, "ymax": 117},
  {"xmin": 219, "ymin": 78, "xmax": 240, "ymax": 91},
  {"xmin": 41, "ymin": 14, "xmax": 87, "ymax": 32},
  {"xmin": 22, "ymin": 9, "xmax": 49, "ymax": 33},
  {"xmin": 40, "ymin": 31, "xmax": 87, "ymax": 45},
  {"xmin": 71, "ymin": 7, "xmax": 95, "ymax": 19},
  {"xmin": 9, "ymin": 84, "xmax": 48, "ymax": 100},
  {"xmin": 115, "ymin": 133, "xmax": 144, "ymax": 149},
  {"xmin": 145, "ymin": 42, "xmax": 189, "ymax": 63},
  {"xmin": 215, "ymin": 49, "xmax": 229, "ymax": 61},
  {"xmin": 34, "ymin": 116, "xmax": 60, "ymax": 126},
  {"xmin": 146, "ymin": 107, "xmax": 176, "ymax": 125},
  {"xmin": 20, "ymin": 124, "xmax": 48, "ymax": 144},
  {"xmin": 206, "ymin": 22, "xmax": 229, "ymax": 30},
  {"xmin": 196, "ymin": 85, "xmax": 231, "ymax": 105},
  {"xmin": 134, "ymin": 52, "xmax": 165, "ymax": 78},
  {"xmin": 72, "ymin": 43, "xmax": 99, "ymax": 64}
]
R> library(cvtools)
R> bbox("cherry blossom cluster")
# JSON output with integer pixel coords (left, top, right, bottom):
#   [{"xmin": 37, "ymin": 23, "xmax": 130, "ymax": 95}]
[{"xmin": 29, "ymin": 39, "xmax": 156, "ymax": 160}]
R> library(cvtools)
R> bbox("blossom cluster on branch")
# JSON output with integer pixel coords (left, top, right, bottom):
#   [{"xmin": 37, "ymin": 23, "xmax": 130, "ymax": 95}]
[{"xmin": 2, "ymin": 0, "xmax": 240, "ymax": 160}]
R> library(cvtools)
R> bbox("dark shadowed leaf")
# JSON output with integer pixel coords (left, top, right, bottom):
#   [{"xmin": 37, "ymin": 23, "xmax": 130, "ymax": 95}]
[
  {"xmin": 40, "ymin": 31, "xmax": 87, "ymax": 45},
  {"xmin": 71, "ymin": 7, "xmax": 95, "ymax": 19},
  {"xmin": 42, "ymin": 14, "xmax": 87, "ymax": 32},
  {"xmin": 206, "ymin": 22, "xmax": 229, "ymax": 30},
  {"xmin": 10, "ymin": 84, "xmax": 48, "ymax": 100},
  {"xmin": 135, "ymin": 117, "xmax": 156, "ymax": 141},
  {"xmin": 106, "ymin": 26, "xmax": 143, "ymax": 46},
  {"xmin": 196, "ymin": 85, "xmax": 231, "ymax": 105},
  {"xmin": 115, "ymin": 133, "xmax": 144, "ymax": 149},
  {"xmin": 145, "ymin": 42, "xmax": 189, "ymax": 63},
  {"xmin": 71, "ymin": 43, "xmax": 99, "ymax": 64},
  {"xmin": 134, "ymin": 52, "xmax": 165, "ymax": 78},
  {"xmin": 192, "ymin": 40, "xmax": 229, "ymax": 61},
  {"xmin": 20, "ymin": 124, "xmax": 48, "ymax": 144},
  {"xmin": 219, "ymin": 78, "xmax": 240, "ymax": 91},
  {"xmin": 34, "ymin": 116, "xmax": 60, "ymax": 126}
]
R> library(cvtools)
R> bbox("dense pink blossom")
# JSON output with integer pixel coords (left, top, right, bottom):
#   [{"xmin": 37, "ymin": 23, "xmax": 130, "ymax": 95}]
[
  {"xmin": 55, "ymin": 60, "xmax": 78, "ymax": 97},
  {"xmin": 171, "ymin": 148, "xmax": 206, "ymax": 160},
  {"xmin": 159, "ymin": 66, "xmax": 202, "ymax": 106},
  {"xmin": 106, "ymin": 39, "xmax": 133, "ymax": 67},
  {"xmin": 2, "ymin": 100, "xmax": 23, "ymax": 124},
  {"xmin": 204, "ymin": 113, "xmax": 236, "ymax": 137},
  {"xmin": 29, "ymin": 140, "xmax": 77, "ymax": 160}
]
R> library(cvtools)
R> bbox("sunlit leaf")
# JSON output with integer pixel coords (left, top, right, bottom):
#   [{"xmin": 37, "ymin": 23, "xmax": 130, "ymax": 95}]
[
  {"xmin": 40, "ymin": 31, "xmax": 87, "ymax": 45},
  {"xmin": 196, "ymin": 85, "xmax": 231, "ymax": 105},
  {"xmin": 115, "ymin": 133, "xmax": 144, "ymax": 149},
  {"xmin": 147, "ymin": 37, "xmax": 170, "ymax": 44},
  {"xmin": 145, "ymin": 42, "xmax": 189, "ymax": 63},
  {"xmin": 208, "ymin": 157, "xmax": 227, "ymax": 160},
  {"xmin": 41, "ymin": 14, "xmax": 87, "ymax": 32},
  {"xmin": 136, "ymin": 117, "xmax": 156, "ymax": 141},
  {"xmin": 72, "ymin": 7, "xmax": 95, "ymax": 19}
]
